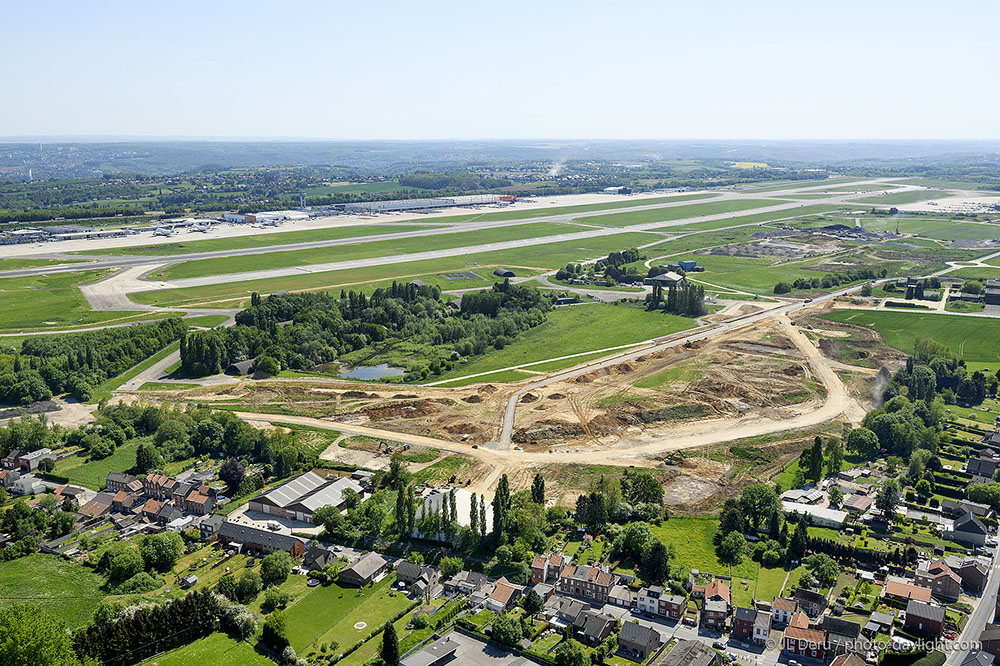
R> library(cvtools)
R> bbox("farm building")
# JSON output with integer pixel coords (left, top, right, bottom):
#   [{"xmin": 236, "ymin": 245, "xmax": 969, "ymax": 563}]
[
  {"xmin": 493, "ymin": 268, "xmax": 515, "ymax": 278},
  {"xmin": 216, "ymin": 521, "xmax": 305, "ymax": 558}
]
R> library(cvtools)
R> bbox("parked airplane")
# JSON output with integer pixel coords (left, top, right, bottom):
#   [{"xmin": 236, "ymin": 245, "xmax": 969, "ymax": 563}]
[{"xmin": 153, "ymin": 227, "xmax": 174, "ymax": 236}]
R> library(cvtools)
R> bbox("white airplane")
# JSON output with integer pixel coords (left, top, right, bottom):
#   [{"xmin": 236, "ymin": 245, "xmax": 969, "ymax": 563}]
[
  {"xmin": 153, "ymin": 227, "xmax": 174, "ymax": 236},
  {"xmin": 189, "ymin": 224, "xmax": 211, "ymax": 233}
]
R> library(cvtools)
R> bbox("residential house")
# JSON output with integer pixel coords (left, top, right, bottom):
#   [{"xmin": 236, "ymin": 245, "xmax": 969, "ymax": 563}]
[
  {"xmin": 397, "ymin": 561, "xmax": 440, "ymax": 597},
  {"xmin": 546, "ymin": 596, "xmax": 587, "ymax": 629},
  {"xmin": 637, "ymin": 586, "xmax": 686, "ymax": 620},
  {"xmin": 17, "ymin": 448, "xmax": 55, "ymax": 472},
  {"xmin": 821, "ymin": 617, "xmax": 862, "ymax": 656},
  {"xmin": 732, "ymin": 607, "xmax": 757, "ymax": 642},
  {"xmin": 793, "ymin": 587, "xmax": 828, "ymax": 617},
  {"xmin": 484, "ymin": 577, "xmax": 521, "ymax": 613},
  {"xmin": 531, "ymin": 552, "xmax": 565, "ymax": 584},
  {"xmin": 753, "ymin": 610, "xmax": 772, "ymax": 646},
  {"xmin": 184, "ymin": 491, "xmax": 213, "ymax": 515},
  {"xmin": 156, "ymin": 502, "xmax": 183, "ymax": 525},
  {"xmin": 143, "ymin": 473, "xmax": 176, "ymax": 501},
  {"xmin": 1, "ymin": 449, "xmax": 22, "ymax": 470},
  {"xmin": 302, "ymin": 544, "xmax": 342, "ymax": 571},
  {"xmin": 105, "ymin": 472, "xmax": 142, "ymax": 494},
  {"xmin": 864, "ymin": 611, "xmax": 894, "ymax": 636},
  {"xmin": 558, "ymin": 564, "xmax": 614, "ymax": 603},
  {"xmin": 618, "ymin": 621, "xmax": 662, "ymax": 662},
  {"xmin": 660, "ymin": 640, "xmax": 718, "ymax": 666},
  {"xmin": 12, "ymin": 475, "xmax": 45, "ymax": 496},
  {"xmin": 904, "ymin": 600, "xmax": 946, "ymax": 636},
  {"xmin": 952, "ymin": 512, "xmax": 990, "ymax": 547},
  {"xmin": 969, "ymin": 449, "xmax": 1000, "ymax": 479},
  {"xmin": 216, "ymin": 521, "xmax": 306, "ymax": 559},
  {"xmin": 960, "ymin": 651, "xmax": 995, "ymax": 666},
  {"xmin": 784, "ymin": 611, "xmax": 826, "ymax": 661},
  {"xmin": 198, "ymin": 514, "xmax": 224, "ymax": 541},
  {"xmin": 942, "ymin": 499, "xmax": 992, "ymax": 520},
  {"xmin": 772, "ymin": 596, "xmax": 798, "ymax": 625},
  {"xmin": 573, "ymin": 610, "xmax": 615, "ymax": 645},
  {"xmin": 0, "ymin": 469, "xmax": 20, "ymax": 488},
  {"xmin": 883, "ymin": 578, "xmax": 933, "ymax": 604},
  {"xmin": 980, "ymin": 624, "xmax": 1000, "ymax": 662},
  {"xmin": 78, "ymin": 492, "xmax": 114, "ymax": 518},
  {"xmin": 948, "ymin": 557, "xmax": 989, "ymax": 592},
  {"xmin": 338, "ymin": 551, "xmax": 387, "ymax": 587},
  {"xmin": 528, "ymin": 583, "xmax": 555, "ymax": 603},
  {"xmin": 703, "ymin": 599, "xmax": 728, "ymax": 631},
  {"xmin": 607, "ymin": 584, "xmax": 635, "ymax": 608},
  {"xmin": 53, "ymin": 485, "xmax": 88, "ymax": 508},
  {"xmin": 703, "ymin": 579, "xmax": 731, "ymax": 606},
  {"xmin": 443, "ymin": 570, "xmax": 489, "ymax": 597},
  {"xmin": 914, "ymin": 560, "xmax": 962, "ymax": 601},
  {"xmin": 831, "ymin": 655, "xmax": 867, "ymax": 666}
]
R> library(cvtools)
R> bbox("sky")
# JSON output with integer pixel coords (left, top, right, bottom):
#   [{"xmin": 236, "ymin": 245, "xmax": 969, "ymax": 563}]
[{"xmin": 3, "ymin": 0, "xmax": 999, "ymax": 140}]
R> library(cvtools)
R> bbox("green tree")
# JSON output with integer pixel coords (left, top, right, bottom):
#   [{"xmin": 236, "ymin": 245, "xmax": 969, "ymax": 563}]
[
  {"xmin": 236, "ymin": 570, "xmax": 262, "ymax": 603},
  {"xmin": 554, "ymin": 638, "xmax": 587, "ymax": 666},
  {"xmin": 493, "ymin": 474, "xmax": 511, "ymax": 538},
  {"xmin": 808, "ymin": 437, "xmax": 824, "ymax": 481},
  {"xmin": 718, "ymin": 532, "xmax": 748, "ymax": 567},
  {"xmin": 643, "ymin": 540, "xmax": 670, "ymax": 585},
  {"xmin": 621, "ymin": 521, "xmax": 652, "ymax": 559},
  {"xmin": 522, "ymin": 589, "xmax": 544, "ymax": 616},
  {"xmin": 261, "ymin": 551, "xmax": 292, "ymax": 587},
  {"xmin": 846, "ymin": 427, "xmax": 880, "ymax": 460},
  {"xmin": 263, "ymin": 609, "xmax": 289, "ymax": 651},
  {"xmin": 109, "ymin": 548, "xmax": 144, "ymax": 585},
  {"xmin": 876, "ymin": 479, "xmax": 902, "ymax": 521},
  {"xmin": 490, "ymin": 613, "xmax": 522, "ymax": 647},
  {"xmin": 915, "ymin": 479, "xmax": 932, "ymax": 501},
  {"xmin": 804, "ymin": 553, "xmax": 839, "ymax": 586},
  {"xmin": 532, "ymin": 473, "xmax": 545, "ymax": 505},
  {"xmin": 139, "ymin": 532, "xmax": 184, "ymax": 572},
  {"xmin": 738, "ymin": 483, "xmax": 779, "ymax": 528},
  {"xmin": 789, "ymin": 518, "xmax": 808, "ymax": 559},
  {"xmin": 828, "ymin": 485, "xmax": 844, "ymax": 508},
  {"xmin": 719, "ymin": 499, "xmax": 746, "ymax": 536},
  {"xmin": 381, "ymin": 623, "xmax": 400, "ymax": 664},
  {"xmin": 825, "ymin": 437, "xmax": 845, "ymax": 476},
  {"xmin": 439, "ymin": 556, "xmax": 463, "ymax": 579},
  {"xmin": 0, "ymin": 604, "xmax": 84, "ymax": 666},
  {"xmin": 134, "ymin": 443, "xmax": 164, "ymax": 474}
]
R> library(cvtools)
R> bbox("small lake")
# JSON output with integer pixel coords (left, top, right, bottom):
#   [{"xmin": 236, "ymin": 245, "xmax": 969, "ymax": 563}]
[{"xmin": 338, "ymin": 364, "xmax": 406, "ymax": 380}]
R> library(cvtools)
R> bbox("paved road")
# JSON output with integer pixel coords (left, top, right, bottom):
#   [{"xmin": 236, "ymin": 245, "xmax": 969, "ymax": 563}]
[{"xmin": 946, "ymin": 545, "xmax": 1000, "ymax": 666}]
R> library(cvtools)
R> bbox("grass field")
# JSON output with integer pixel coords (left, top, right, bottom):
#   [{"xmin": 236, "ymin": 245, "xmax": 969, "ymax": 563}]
[
  {"xmin": 0, "ymin": 554, "xmax": 105, "ymax": 627},
  {"xmin": 0, "ymin": 269, "xmax": 160, "ymax": 330},
  {"xmin": 949, "ymin": 267, "xmax": 1000, "ymax": 280},
  {"xmin": 129, "ymin": 233, "xmax": 661, "ymax": 308},
  {"xmin": 0, "ymin": 257, "xmax": 85, "ymax": 269},
  {"xmin": 822, "ymin": 310, "xmax": 1000, "ymax": 364},
  {"xmin": 148, "ymin": 632, "xmax": 273, "ymax": 666},
  {"xmin": 433, "ymin": 303, "xmax": 696, "ymax": 383},
  {"xmin": 76, "ymin": 224, "xmax": 437, "ymax": 256},
  {"xmin": 153, "ymin": 222, "xmax": 581, "ymax": 280},
  {"xmin": 580, "ymin": 199, "xmax": 779, "ymax": 227},
  {"xmin": 283, "ymin": 576, "xmax": 412, "ymax": 653},
  {"xmin": 54, "ymin": 441, "xmax": 139, "ymax": 490},
  {"xmin": 657, "ymin": 204, "xmax": 840, "ymax": 234},
  {"xmin": 183, "ymin": 315, "xmax": 230, "ymax": 327},
  {"xmin": 850, "ymin": 190, "xmax": 948, "ymax": 205}
]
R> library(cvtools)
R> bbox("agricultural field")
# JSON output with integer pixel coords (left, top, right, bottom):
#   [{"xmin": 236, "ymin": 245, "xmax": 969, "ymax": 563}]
[
  {"xmin": 433, "ymin": 303, "xmax": 697, "ymax": 384},
  {"xmin": 822, "ymin": 310, "xmax": 1000, "ymax": 365},
  {"xmin": 0, "ymin": 554, "xmax": 105, "ymax": 628}
]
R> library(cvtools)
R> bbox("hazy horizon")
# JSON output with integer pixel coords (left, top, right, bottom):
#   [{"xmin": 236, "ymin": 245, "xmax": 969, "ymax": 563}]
[{"xmin": 4, "ymin": 0, "xmax": 998, "ymax": 141}]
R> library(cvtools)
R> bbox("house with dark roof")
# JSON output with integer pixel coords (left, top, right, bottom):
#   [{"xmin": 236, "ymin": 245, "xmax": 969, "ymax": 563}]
[
  {"xmin": 397, "ymin": 561, "xmax": 440, "ymax": 597},
  {"xmin": 961, "ymin": 650, "xmax": 995, "ymax": 666},
  {"xmin": 952, "ymin": 512, "xmax": 990, "ymax": 546},
  {"xmin": 339, "ymin": 551, "xmax": 387, "ymax": 587},
  {"xmin": 443, "ymin": 570, "xmax": 489, "ymax": 597},
  {"xmin": 545, "ymin": 595, "xmax": 586, "ymax": 629},
  {"xmin": 948, "ymin": 557, "xmax": 989, "ymax": 592},
  {"xmin": 198, "ymin": 514, "xmax": 224, "ymax": 541},
  {"xmin": 942, "ymin": 499, "xmax": 992, "ymax": 519},
  {"xmin": 821, "ymin": 616, "xmax": 862, "ymax": 656},
  {"xmin": 302, "ymin": 544, "xmax": 342, "ymax": 571},
  {"xmin": 980, "ymin": 624, "xmax": 1000, "ymax": 661},
  {"xmin": 216, "ymin": 521, "xmax": 305, "ymax": 558},
  {"xmin": 618, "ymin": 621, "xmax": 662, "ymax": 662},
  {"xmin": 573, "ymin": 610, "xmax": 615, "ymax": 645},
  {"xmin": 105, "ymin": 472, "xmax": 142, "ymax": 494},
  {"xmin": 732, "ymin": 607, "xmax": 757, "ymax": 641},
  {"xmin": 607, "ymin": 584, "xmax": 635, "ymax": 608},
  {"xmin": 969, "ymin": 449, "xmax": 1000, "ymax": 479},
  {"xmin": 793, "ymin": 587, "xmax": 828, "ymax": 617},
  {"xmin": 904, "ymin": 600, "xmax": 945, "ymax": 636},
  {"xmin": 660, "ymin": 639, "xmax": 718, "ymax": 666},
  {"xmin": 1, "ymin": 449, "xmax": 22, "ymax": 470}
]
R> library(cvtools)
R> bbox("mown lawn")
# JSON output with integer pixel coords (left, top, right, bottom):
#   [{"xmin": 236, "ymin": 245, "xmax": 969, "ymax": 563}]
[
  {"xmin": 822, "ymin": 309, "xmax": 1000, "ymax": 365},
  {"xmin": 148, "ymin": 632, "xmax": 272, "ymax": 666},
  {"xmin": 0, "ymin": 554, "xmax": 105, "ymax": 628},
  {"xmin": 283, "ymin": 576, "xmax": 412, "ymax": 653},
  {"xmin": 580, "ymin": 199, "xmax": 779, "ymax": 227}
]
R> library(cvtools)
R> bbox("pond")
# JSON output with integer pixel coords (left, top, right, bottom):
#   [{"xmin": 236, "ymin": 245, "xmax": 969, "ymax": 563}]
[{"xmin": 338, "ymin": 364, "xmax": 406, "ymax": 380}]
